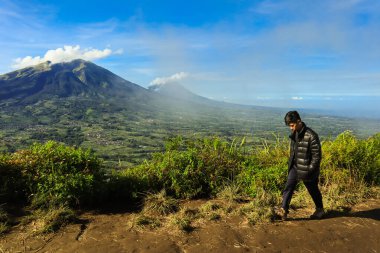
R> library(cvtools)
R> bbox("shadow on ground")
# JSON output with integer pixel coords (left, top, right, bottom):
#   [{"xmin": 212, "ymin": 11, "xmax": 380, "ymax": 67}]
[{"xmin": 287, "ymin": 206, "xmax": 380, "ymax": 221}]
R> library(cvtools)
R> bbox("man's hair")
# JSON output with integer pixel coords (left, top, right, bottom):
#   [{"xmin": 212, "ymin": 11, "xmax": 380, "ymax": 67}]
[{"xmin": 284, "ymin": 111, "xmax": 301, "ymax": 126}]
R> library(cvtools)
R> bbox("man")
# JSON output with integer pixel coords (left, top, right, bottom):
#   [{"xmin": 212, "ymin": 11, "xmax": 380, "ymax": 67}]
[{"xmin": 277, "ymin": 111, "xmax": 324, "ymax": 220}]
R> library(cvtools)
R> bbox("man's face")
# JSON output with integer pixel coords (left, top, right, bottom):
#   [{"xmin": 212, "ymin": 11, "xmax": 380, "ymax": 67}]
[{"xmin": 288, "ymin": 120, "xmax": 301, "ymax": 133}]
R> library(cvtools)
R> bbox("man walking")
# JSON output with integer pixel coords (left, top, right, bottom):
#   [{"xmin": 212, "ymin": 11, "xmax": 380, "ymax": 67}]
[{"xmin": 277, "ymin": 111, "xmax": 325, "ymax": 220}]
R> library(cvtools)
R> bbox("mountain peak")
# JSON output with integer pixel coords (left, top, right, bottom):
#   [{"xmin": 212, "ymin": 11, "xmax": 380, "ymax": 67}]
[{"xmin": 33, "ymin": 61, "xmax": 52, "ymax": 71}]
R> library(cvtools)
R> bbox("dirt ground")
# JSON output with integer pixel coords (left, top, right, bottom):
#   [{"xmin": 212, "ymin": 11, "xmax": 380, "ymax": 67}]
[{"xmin": 1, "ymin": 199, "xmax": 379, "ymax": 253}]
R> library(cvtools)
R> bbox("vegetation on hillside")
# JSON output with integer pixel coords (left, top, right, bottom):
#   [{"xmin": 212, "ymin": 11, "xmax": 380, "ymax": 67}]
[
  {"xmin": 0, "ymin": 131, "xmax": 379, "ymax": 234},
  {"xmin": 2, "ymin": 95, "xmax": 380, "ymax": 169}
]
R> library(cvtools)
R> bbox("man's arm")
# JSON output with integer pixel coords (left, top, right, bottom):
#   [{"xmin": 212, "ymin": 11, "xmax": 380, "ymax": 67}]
[{"xmin": 309, "ymin": 132, "xmax": 322, "ymax": 172}]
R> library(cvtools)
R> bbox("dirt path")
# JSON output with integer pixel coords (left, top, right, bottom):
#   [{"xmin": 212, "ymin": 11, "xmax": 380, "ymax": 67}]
[{"xmin": 1, "ymin": 199, "xmax": 379, "ymax": 253}]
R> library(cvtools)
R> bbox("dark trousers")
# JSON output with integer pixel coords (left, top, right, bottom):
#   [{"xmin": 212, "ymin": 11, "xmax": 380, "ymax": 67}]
[{"xmin": 282, "ymin": 166, "xmax": 323, "ymax": 211}]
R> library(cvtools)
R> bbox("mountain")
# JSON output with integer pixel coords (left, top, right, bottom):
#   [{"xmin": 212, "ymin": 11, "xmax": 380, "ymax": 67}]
[
  {"xmin": 148, "ymin": 82, "xmax": 213, "ymax": 104},
  {"xmin": 0, "ymin": 59, "xmax": 149, "ymax": 104},
  {"xmin": 147, "ymin": 82, "xmax": 265, "ymax": 111}
]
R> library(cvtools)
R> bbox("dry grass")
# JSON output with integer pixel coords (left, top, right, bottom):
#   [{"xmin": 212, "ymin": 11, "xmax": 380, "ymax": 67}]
[
  {"xmin": 217, "ymin": 183, "xmax": 246, "ymax": 203},
  {"xmin": 128, "ymin": 213, "xmax": 161, "ymax": 230},
  {"xmin": 28, "ymin": 205, "xmax": 76, "ymax": 234},
  {"xmin": 322, "ymin": 180, "xmax": 376, "ymax": 211},
  {"xmin": 289, "ymin": 185, "xmax": 312, "ymax": 210},
  {"xmin": 142, "ymin": 190, "xmax": 179, "ymax": 215},
  {"xmin": 237, "ymin": 202, "xmax": 274, "ymax": 225},
  {"xmin": 289, "ymin": 179, "xmax": 380, "ymax": 214},
  {"xmin": 171, "ymin": 216, "xmax": 194, "ymax": 233},
  {"xmin": 199, "ymin": 202, "xmax": 223, "ymax": 221},
  {"xmin": 235, "ymin": 190, "xmax": 279, "ymax": 225},
  {"xmin": 130, "ymin": 184, "xmax": 380, "ymax": 233},
  {"xmin": 169, "ymin": 212, "xmax": 195, "ymax": 233},
  {"xmin": 179, "ymin": 206, "xmax": 201, "ymax": 219}
]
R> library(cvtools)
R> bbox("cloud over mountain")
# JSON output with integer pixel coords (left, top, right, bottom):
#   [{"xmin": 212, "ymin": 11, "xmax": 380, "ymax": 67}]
[
  {"xmin": 12, "ymin": 45, "xmax": 117, "ymax": 69},
  {"xmin": 150, "ymin": 72, "xmax": 189, "ymax": 86}
]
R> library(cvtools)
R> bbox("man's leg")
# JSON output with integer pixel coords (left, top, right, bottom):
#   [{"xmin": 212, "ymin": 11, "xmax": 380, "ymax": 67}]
[
  {"xmin": 281, "ymin": 166, "xmax": 298, "ymax": 211},
  {"xmin": 303, "ymin": 178, "xmax": 323, "ymax": 209}
]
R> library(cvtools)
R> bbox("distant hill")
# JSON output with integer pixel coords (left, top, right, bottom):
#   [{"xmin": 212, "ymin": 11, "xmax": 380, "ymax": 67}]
[{"xmin": 148, "ymin": 82, "xmax": 214, "ymax": 105}]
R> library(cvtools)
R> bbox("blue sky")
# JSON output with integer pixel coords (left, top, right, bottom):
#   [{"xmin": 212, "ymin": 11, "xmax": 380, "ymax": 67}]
[{"xmin": 1, "ymin": 0, "xmax": 380, "ymax": 117}]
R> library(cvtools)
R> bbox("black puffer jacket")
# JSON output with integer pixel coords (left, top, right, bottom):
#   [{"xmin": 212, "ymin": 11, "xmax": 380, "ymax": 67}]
[{"xmin": 288, "ymin": 122, "xmax": 321, "ymax": 181}]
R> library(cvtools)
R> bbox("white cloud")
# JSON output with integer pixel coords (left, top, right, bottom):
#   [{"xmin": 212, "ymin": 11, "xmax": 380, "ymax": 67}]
[
  {"xmin": 12, "ymin": 45, "xmax": 115, "ymax": 69},
  {"xmin": 256, "ymin": 96, "xmax": 272, "ymax": 100},
  {"xmin": 150, "ymin": 72, "xmax": 189, "ymax": 85},
  {"xmin": 291, "ymin": 96, "xmax": 304, "ymax": 100}
]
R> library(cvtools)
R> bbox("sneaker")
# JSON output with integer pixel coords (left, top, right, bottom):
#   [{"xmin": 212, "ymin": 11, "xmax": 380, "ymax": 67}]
[
  {"xmin": 310, "ymin": 208, "xmax": 325, "ymax": 219},
  {"xmin": 275, "ymin": 207, "xmax": 289, "ymax": 221}
]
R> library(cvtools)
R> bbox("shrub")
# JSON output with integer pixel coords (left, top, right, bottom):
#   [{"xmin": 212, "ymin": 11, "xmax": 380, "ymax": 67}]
[
  {"xmin": 127, "ymin": 137, "xmax": 245, "ymax": 198},
  {"xmin": 359, "ymin": 133, "xmax": 380, "ymax": 184},
  {"xmin": 236, "ymin": 135, "xmax": 288, "ymax": 197},
  {"xmin": 237, "ymin": 165, "xmax": 287, "ymax": 197},
  {"xmin": 322, "ymin": 131, "xmax": 362, "ymax": 170},
  {"xmin": 101, "ymin": 166, "xmax": 153, "ymax": 202},
  {"xmin": 322, "ymin": 131, "xmax": 380, "ymax": 185},
  {"xmin": 8, "ymin": 141, "xmax": 102, "ymax": 208},
  {"xmin": 0, "ymin": 154, "xmax": 25, "ymax": 203},
  {"xmin": 250, "ymin": 135, "xmax": 289, "ymax": 168}
]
